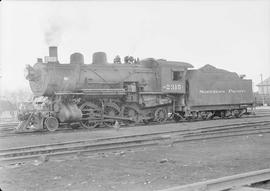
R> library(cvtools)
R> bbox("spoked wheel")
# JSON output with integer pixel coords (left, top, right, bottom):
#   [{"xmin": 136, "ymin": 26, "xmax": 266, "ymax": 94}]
[
  {"xmin": 200, "ymin": 112, "xmax": 207, "ymax": 120},
  {"xmin": 219, "ymin": 111, "xmax": 225, "ymax": 119},
  {"xmin": 122, "ymin": 105, "xmax": 140, "ymax": 125},
  {"xmin": 103, "ymin": 103, "xmax": 121, "ymax": 128},
  {"xmin": 45, "ymin": 117, "xmax": 59, "ymax": 132},
  {"xmin": 154, "ymin": 108, "xmax": 168, "ymax": 123},
  {"xmin": 233, "ymin": 109, "xmax": 240, "ymax": 118},
  {"xmin": 79, "ymin": 102, "xmax": 101, "ymax": 129}
]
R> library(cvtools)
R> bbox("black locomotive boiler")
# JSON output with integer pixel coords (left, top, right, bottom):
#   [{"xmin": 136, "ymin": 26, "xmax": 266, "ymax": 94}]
[{"xmin": 18, "ymin": 46, "xmax": 254, "ymax": 131}]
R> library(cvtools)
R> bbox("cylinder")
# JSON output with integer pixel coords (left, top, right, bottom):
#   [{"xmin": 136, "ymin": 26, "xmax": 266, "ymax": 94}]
[
  {"xmin": 49, "ymin": 46, "xmax": 58, "ymax": 60},
  {"xmin": 92, "ymin": 52, "xmax": 107, "ymax": 65},
  {"xmin": 70, "ymin": 53, "xmax": 84, "ymax": 65}
]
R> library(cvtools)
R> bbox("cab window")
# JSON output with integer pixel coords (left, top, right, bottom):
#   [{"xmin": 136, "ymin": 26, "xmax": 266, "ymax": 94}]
[{"xmin": 172, "ymin": 71, "xmax": 184, "ymax": 81}]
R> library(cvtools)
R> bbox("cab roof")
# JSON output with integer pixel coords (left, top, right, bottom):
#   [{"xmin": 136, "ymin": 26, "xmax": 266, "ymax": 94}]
[{"xmin": 141, "ymin": 58, "xmax": 193, "ymax": 68}]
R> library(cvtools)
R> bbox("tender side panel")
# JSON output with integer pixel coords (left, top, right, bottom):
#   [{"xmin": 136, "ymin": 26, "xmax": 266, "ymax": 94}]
[{"xmin": 186, "ymin": 69, "xmax": 254, "ymax": 107}]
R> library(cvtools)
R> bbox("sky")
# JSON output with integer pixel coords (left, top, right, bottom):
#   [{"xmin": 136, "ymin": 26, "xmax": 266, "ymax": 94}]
[{"xmin": 0, "ymin": 0, "xmax": 269, "ymax": 93}]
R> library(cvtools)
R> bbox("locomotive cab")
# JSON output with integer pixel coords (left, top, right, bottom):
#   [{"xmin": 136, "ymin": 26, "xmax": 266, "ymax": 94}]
[
  {"xmin": 157, "ymin": 60, "xmax": 193, "ymax": 111},
  {"xmin": 159, "ymin": 61, "xmax": 191, "ymax": 93}
]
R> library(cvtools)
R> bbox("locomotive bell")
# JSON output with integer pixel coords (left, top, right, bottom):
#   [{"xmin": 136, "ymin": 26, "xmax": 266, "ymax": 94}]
[
  {"xmin": 70, "ymin": 52, "xmax": 84, "ymax": 65},
  {"xmin": 92, "ymin": 52, "xmax": 107, "ymax": 64}
]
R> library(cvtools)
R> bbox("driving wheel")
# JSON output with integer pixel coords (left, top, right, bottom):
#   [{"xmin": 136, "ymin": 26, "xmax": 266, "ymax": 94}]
[{"xmin": 79, "ymin": 102, "xmax": 101, "ymax": 129}]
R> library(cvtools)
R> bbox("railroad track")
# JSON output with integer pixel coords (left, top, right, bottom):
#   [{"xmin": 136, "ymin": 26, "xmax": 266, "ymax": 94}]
[
  {"xmin": 0, "ymin": 113, "xmax": 270, "ymax": 138},
  {"xmin": 1, "ymin": 120, "xmax": 270, "ymax": 165},
  {"xmin": 159, "ymin": 168, "xmax": 270, "ymax": 191},
  {"xmin": 0, "ymin": 121, "xmax": 19, "ymax": 128}
]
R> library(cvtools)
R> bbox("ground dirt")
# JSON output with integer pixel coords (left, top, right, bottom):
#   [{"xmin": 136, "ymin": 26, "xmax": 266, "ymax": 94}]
[{"xmin": 1, "ymin": 133, "xmax": 270, "ymax": 191}]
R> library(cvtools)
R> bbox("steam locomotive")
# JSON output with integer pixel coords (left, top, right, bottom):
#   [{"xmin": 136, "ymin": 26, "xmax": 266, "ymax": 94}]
[{"xmin": 18, "ymin": 46, "xmax": 254, "ymax": 131}]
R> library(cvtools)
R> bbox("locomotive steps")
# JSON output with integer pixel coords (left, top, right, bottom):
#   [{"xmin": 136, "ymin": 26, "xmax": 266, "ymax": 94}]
[{"xmin": 1, "ymin": 120, "xmax": 270, "ymax": 165}]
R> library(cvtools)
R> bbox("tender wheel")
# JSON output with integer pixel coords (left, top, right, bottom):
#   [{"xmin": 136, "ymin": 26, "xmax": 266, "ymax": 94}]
[
  {"xmin": 45, "ymin": 117, "xmax": 59, "ymax": 132},
  {"xmin": 220, "ymin": 111, "xmax": 225, "ymax": 119},
  {"xmin": 103, "ymin": 103, "xmax": 121, "ymax": 128},
  {"xmin": 233, "ymin": 110, "xmax": 240, "ymax": 118},
  {"xmin": 200, "ymin": 112, "xmax": 207, "ymax": 120},
  {"xmin": 122, "ymin": 105, "xmax": 140, "ymax": 125},
  {"xmin": 79, "ymin": 102, "xmax": 101, "ymax": 129},
  {"xmin": 154, "ymin": 108, "xmax": 168, "ymax": 123}
]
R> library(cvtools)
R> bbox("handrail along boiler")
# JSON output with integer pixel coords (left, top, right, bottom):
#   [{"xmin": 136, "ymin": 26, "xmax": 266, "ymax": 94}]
[{"xmin": 18, "ymin": 46, "xmax": 254, "ymax": 131}]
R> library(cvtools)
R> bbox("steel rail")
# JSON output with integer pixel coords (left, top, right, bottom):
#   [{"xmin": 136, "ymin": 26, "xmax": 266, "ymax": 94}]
[
  {"xmin": 0, "ymin": 122, "xmax": 19, "ymax": 127},
  {"xmin": 1, "ymin": 115, "xmax": 270, "ymax": 139},
  {"xmin": 2, "ymin": 129, "xmax": 270, "ymax": 165},
  {"xmin": 158, "ymin": 169, "xmax": 270, "ymax": 191},
  {"xmin": 1, "ymin": 122, "xmax": 270, "ymax": 164},
  {"xmin": 0, "ymin": 113, "xmax": 270, "ymax": 137},
  {"xmin": 1, "ymin": 120, "xmax": 270, "ymax": 153},
  {"xmin": 0, "ymin": 112, "xmax": 268, "ymax": 128},
  {"xmin": 6, "ymin": 124, "xmax": 269, "ymax": 159}
]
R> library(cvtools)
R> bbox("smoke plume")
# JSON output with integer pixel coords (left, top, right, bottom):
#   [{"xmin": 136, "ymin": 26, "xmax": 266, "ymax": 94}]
[{"xmin": 44, "ymin": 19, "xmax": 64, "ymax": 46}]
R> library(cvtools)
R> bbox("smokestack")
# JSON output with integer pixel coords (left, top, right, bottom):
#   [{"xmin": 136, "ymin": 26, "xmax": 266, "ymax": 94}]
[{"xmin": 49, "ymin": 46, "xmax": 58, "ymax": 61}]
